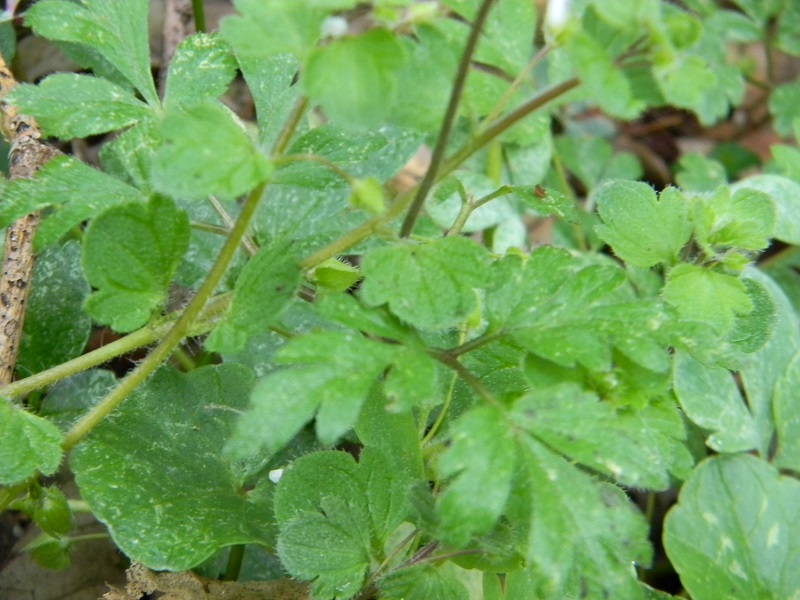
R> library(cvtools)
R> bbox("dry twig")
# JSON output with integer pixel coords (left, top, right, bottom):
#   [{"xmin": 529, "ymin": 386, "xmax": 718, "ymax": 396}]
[{"xmin": 0, "ymin": 56, "xmax": 61, "ymax": 385}]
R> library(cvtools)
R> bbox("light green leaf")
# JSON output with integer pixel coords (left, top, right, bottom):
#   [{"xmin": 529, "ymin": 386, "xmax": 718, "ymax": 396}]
[
  {"xmin": 361, "ymin": 237, "xmax": 491, "ymax": 331},
  {"xmin": 384, "ymin": 347, "xmax": 441, "ymax": 412},
  {"xmin": 7, "ymin": 74, "xmax": 151, "ymax": 139},
  {"xmin": 163, "ymin": 33, "xmax": 238, "ymax": 109},
  {"xmin": 71, "ymin": 365, "xmax": 274, "ymax": 570},
  {"xmin": 205, "ymin": 249, "xmax": 301, "ymax": 354},
  {"xmin": 473, "ymin": 0, "xmax": 536, "ymax": 74},
  {"xmin": 514, "ymin": 385, "xmax": 691, "ymax": 489},
  {"xmin": 436, "ymin": 405, "xmax": 516, "ymax": 547},
  {"xmin": 663, "ymin": 265, "xmax": 752, "ymax": 335},
  {"xmin": 595, "ymin": 181, "xmax": 692, "ymax": 268},
  {"xmin": 312, "ymin": 259, "xmax": 362, "ymax": 292},
  {"xmin": 512, "ymin": 185, "xmax": 579, "ymax": 223},
  {"xmin": 672, "ymin": 350, "xmax": 759, "ymax": 453},
  {"xmin": 220, "ymin": 0, "xmax": 324, "ymax": 61},
  {"xmin": 24, "ymin": 0, "xmax": 157, "ymax": 105},
  {"xmin": 0, "ymin": 399, "xmax": 63, "ymax": 485},
  {"xmin": 769, "ymin": 80, "xmax": 800, "ymax": 137},
  {"xmin": 0, "ymin": 156, "xmax": 146, "ymax": 250},
  {"xmin": 316, "ymin": 293, "xmax": 413, "ymax": 344},
  {"xmin": 520, "ymin": 437, "xmax": 651, "ymax": 599},
  {"xmin": 152, "ymin": 102, "xmax": 272, "ymax": 201},
  {"xmin": 774, "ymin": 351, "xmax": 800, "ymax": 471},
  {"xmin": 730, "ymin": 174, "xmax": 800, "ymax": 245},
  {"xmin": 278, "ymin": 496, "xmax": 371, "ymax": 600},
  {"xmin": 304, "ymin": 29, "xmax": 407, "ymax": 129},
  {"xmin": 18, "ymin": 241, "xmax": 91, "ymax": 376},
  {"xmin": 82, "ymin": 196, "xmax": 190, "ymax": 332},
  {"xmin": 664, "ymin": 454, "xmax": 800, "ymax": 600},
  {"xmin": 707, "ymin": 187, "xmax": 776, "ymax": 251},
  {"xmin": 380, "ymin": 565, "xmax": 469, "ymax": 600},
  {"xmin": 99, "ymin": 120, "xmax": 160, "ymax": 190},
  {"xmin": 656, "ymin": 55, "xmax": 719, "ymax": 115}
]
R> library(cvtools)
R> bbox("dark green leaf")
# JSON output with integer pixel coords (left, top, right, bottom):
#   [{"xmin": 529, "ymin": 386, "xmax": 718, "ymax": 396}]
[
  {"xmin": 152, "ymin": 102, "xmax": 272, "ymax": 201},
  {"xmin": 664, "ymin": 454, "xmax": 800, "ymax": 600},
  {"xmin": 205, "ymin": 249, "xmax": 301, "ymax": 354},
  {"xmin": 18, "ymin": 241, "xmax": 91, "ymax": 376},
  {"xmin": 0, "ymin": 399, "xmax": 63, "ymax": 485},
  {"xmin": 0, "ymin": 156, "xmax": 146, "ymax": 250},
  {"xmin": 71, "ymin": 365, "xmax": 274, "ymax": 570},
  {"xmin": 361, "ymin": 237, "xmax": 491, "ymax": 331},
  {"xmin": 39, "ymin": 370, "xmax": 117, "ymax": 432},
  {"xmin": 360, "ymin": 447, "xmax": 413, "ymax": 544},
  {"xmin": 82, "ymin": 196, "xmax": 190, "ymax": 332},
  {"xmin": 729, "ymin": 277, "xmax": 776, "ymax": 353},
  {"xmin": 436, "ymin": 405, "xmax": 516, "ymax": 547},
  {"xmin": 163, "ymin": 33, "xmax": 238, "ymax": 109},
  {"xmin": 595, "ymin": 181, "xmax": 692, "ymax": 268},
  {"xmin": 25, "ymin": 0, "xmax": 157, "ymax": 105},
  {"xmin": 7, "ymin": 74, "xmax": 151, "ymax": 138}
]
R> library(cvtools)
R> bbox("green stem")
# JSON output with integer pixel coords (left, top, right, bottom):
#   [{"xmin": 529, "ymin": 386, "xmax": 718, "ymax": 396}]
[
  {"xmin": 275, "ymin": 153, "xmax": 355, "ymax": 185},
  {"xmin": 191, "ymin": 0, "xmax": 206, "ymax": 33},
  {"xmin": 223, "ymin": 544, "xmax": 245, "ymax": 581},
  {"xmin": 399, "ymin": 0, "xmax": 498, "ymax": 237},
  {"xmin": 67, "ymin": 499, "xmax": 92, "ymax": 513},
  {"xmin": 62, "ymin": 181, "xmax": 269, "ymax": 451},
  {"xmin": 271, "ymin": 96, "xmax": 309, "ymax": 156},
  {"xmin": 1, "ymin": 293, "xmax": 231, "ymax": 401},
  {"xmin": 448, "ymin": 330, "xmax": 506, "ymax": 357},
  {"xmin": 438, "ymin": 77, "xmax": 580, "ymax": 181}
]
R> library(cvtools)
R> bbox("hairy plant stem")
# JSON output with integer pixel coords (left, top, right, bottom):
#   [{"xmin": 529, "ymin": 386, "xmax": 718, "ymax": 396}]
[
  {"xmin": 1, "ymin": 293, "xmax": 231, "ymax": 401},
  {"xmin": 399, "ymin": 0, "xmax": 498, "ymax": 237},
  {"xmin": 62, "ymin": 181, "xmax": 268, "ymax": 451},
  {"xmin": 271, "ymin": 96, "xmax": 309, "ymax": 156}
]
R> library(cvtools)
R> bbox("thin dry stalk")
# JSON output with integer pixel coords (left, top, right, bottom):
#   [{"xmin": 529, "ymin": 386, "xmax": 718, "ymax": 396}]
[{"xmin": 0, "ymin": 57, "xmax": 61, "ymax": 385}]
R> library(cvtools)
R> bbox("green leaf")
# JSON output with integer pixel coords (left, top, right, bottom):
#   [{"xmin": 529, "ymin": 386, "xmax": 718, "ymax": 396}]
[
  {"xmin": 520, "ymin": 437, "xmax": 651, "ymax": 599},
  {"xmin": 220, "ymin": 0, "xmax": 325, "ymax": 61},
  {"xmin": 730, "ymin": 174, "xmax": 800, "ymax": 245},
  {"xmin": 675, "ymin": 153, "xmax": 727, "ymax": 192},
  {"xmin": 18, "ymin": 241, "xmax": 91, "ymax": 376},
  {"xmin": 769, "ymin": 80, "xmax": 800, "ymax": 137},
  {"xmin": 273, "ymin": 451, "xmax": 367, "ymax": 526},
  {"xmin": 152, "ymin": 102, "xmax": 272, "ymax": 201},
  {"xmin": 360, "ymin": 446, "xmax": 413, "ymax": 545},
  {"xmin": 0, "ymin": 399, "xmax": 63, "ymax": 485},
  {"xmin": 312, "ymin": 259, "xmax": 362, "ymax": 292},
  {"xmin": 7, "ymin": 74, "xmax": 151, "ymax": 139},
  {"xmin": 739, "ymin": 268, "xmax": 800, "ymax": 457},
  {"xmin": 380, "ymin": 565, "xmax": 469, "ymax": 600},
  {"xmin": 316, "ymin": 292, "xmax": 413, "ymax": 343},
  {"xmin": 436, "ymin": 405, "xmax": 516, "ymax": 547},
  {"xmin": 31, "ymin": 486, "xmax": 73, "ymax": 538},
  {"xmin": 25, "ymin": 533, "xmax": 72, "ymax": 570},
  {"xmin": 82, "ymin": 196, "xmax": 190, "ymax": 332},
  {"xmin": 228, "ymin": 332, "xmax": 397, "ymax": 456},
  {"xmin": 278, "ymin": 496, "xmax": 371, "ymax": 600},
  {"xmin": 512, "ymin": 185, "xmax": 579, "ymax": 223},
  {"xmin": 205, "ymin": 248, "xmax": 301, "ymax": 354},
  {"xmin": 39, "ymin": 369, "xmax": 117, "ymax": 432},
  {"xmin": 0, "ymin": 156, "xmax": 146, "ymax": 250},
  {"xmin": 304, "ymin": 28, "xmax": 407, "ymax": 129},
  {"xmin": 163, "ymin": 33, "xmax": 238, "ymax": 109},
  {"xmin": 595, "ymin": 181, "xmax": 692, "ymax": 268},
  {"xmin": 384, "ymin": 347, "xmax": 441, "ymax": 412},
  {"xmin": 728, "ymin": 277, "xmax": 776, "ymax": 353},
  {"xmin": 514, "ymin": 385, "xmax": 692, "ymax": 489},
  {"xmin": 361, "ymin": 237, "xmax": 491, "ymax": 331},
  {"xmin": 274, "ymin": 451, "xmax": 373, "ymax": 599},
  {"xmin": 664, "ymin": 454, "xmax": 800, "ymax": 600},
  {"xmin": 71, "ymin": 365, "xmax": 275, "ymax": 570},
  {"xmin": 664, "ymin": 265, "xmax": 753, "ymax": 335},
  {"xmin": 700, "ymin": 187, "xmax": 776, "ymax": 252},
  {"xmin": 672, "ymin": 350, "xmax": 759, "ymax": 453},
  {"xmin": 773, "ymin": 351, "xmax": 800, "ymax": 471},
  {"xmin": 99, "ymin": 120, "xmax": 160, "ymax": 190},
  {"xmin": 25, "ymin": 0, "xmax": 157, "ymax": 105}
]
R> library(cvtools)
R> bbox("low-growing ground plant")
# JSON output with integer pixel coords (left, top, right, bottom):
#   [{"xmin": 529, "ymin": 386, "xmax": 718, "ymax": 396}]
[{"xmin": 2, "ymin": 0, "xmax": 800, "ymax": 598}]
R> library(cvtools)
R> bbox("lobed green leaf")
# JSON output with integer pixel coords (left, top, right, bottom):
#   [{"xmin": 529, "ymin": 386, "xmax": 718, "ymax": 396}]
[
  {"xmin": 0, "ymin": 399, "xmax": 63, "ymax": 485},
  {"xmin": 163, "ymin": 33, "xmax": 238, "ymax": 110}
]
